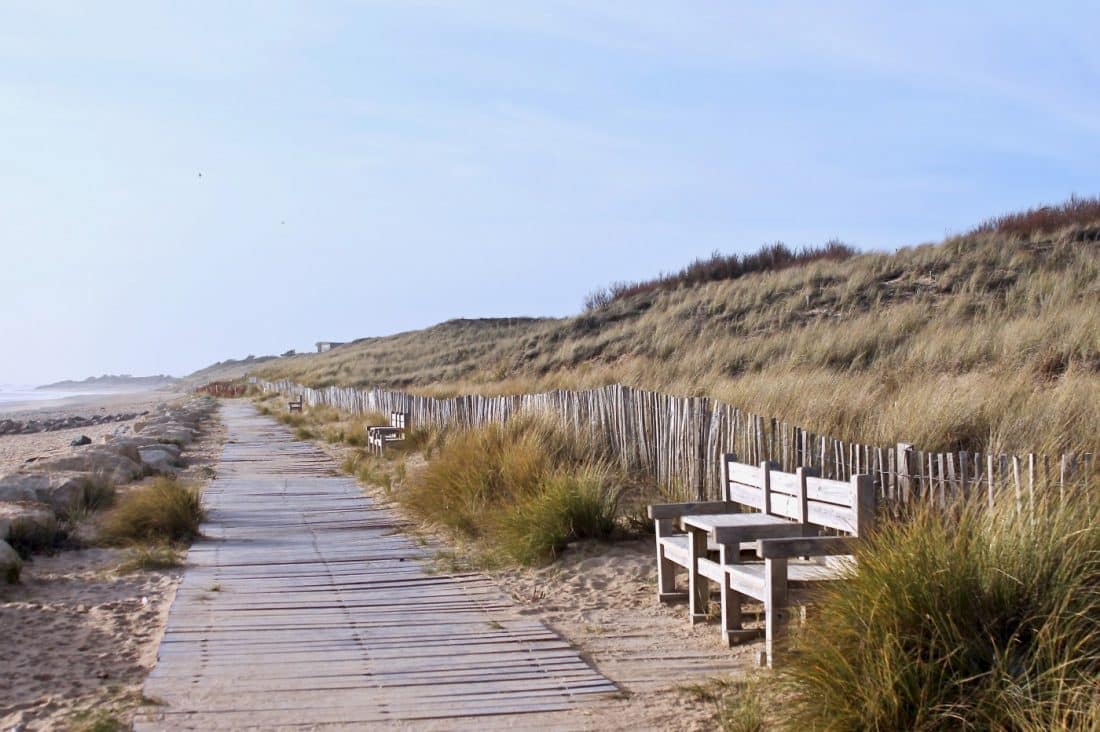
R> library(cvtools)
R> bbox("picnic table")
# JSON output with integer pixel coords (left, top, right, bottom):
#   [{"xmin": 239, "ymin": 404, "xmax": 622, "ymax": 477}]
[{"xmin": 677, "ymin": 513, "xmax": 807, "ymax": 624}]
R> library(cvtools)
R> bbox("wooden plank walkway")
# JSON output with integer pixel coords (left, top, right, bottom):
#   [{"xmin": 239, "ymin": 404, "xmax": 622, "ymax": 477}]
[{"xmin": 137, "ymin": 402, "xmax": 617, "ymax": 730}]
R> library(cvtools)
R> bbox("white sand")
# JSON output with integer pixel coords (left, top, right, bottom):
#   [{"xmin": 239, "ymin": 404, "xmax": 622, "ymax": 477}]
[
  {"xmin": 0, "ymin": 399, "xmax": 225, "ymax": 731},
  {"xmin": 0, "ymin": 548, "xmax": 181, "ymax": 731}
]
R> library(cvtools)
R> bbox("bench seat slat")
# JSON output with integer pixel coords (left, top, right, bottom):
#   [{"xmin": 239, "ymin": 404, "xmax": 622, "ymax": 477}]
[{"xmin": 697, "ymin": 558, "xmax": 850, "ymax": 602}]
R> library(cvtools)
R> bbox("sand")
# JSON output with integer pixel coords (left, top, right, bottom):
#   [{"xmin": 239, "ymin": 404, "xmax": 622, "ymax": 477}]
[
  {"xmin": 0, "ymin": 395, "xmax": 225, "ymax": 731},
  {"xmin": 494, "ymin": 539, "xmax": 764, "ymax": 730},
  {"xmin": 0, "ymin": 548, "xmax": 181, "ymax": 730}
]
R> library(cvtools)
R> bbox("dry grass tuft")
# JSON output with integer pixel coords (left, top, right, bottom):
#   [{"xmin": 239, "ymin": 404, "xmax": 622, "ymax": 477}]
[
  {"xmin": 100, "ymin": 477, "xmax": 204, "ymax": 545},
  {"xmin": 117, "ymin": 544, "xmax": 184, "ymax": 572},
  {"xmin": 400, "ymin": 417, "xmax": 624, "ymax": 565}
]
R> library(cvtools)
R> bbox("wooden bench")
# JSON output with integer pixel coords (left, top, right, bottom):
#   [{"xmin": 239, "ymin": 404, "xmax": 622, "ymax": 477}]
[
  {"xmin": 648, "ymin": 457, "xmax": 810, "ymax": 608},
  {"xmin": 694, "ymin": 459, "xmax": 875, "ymax": 666},
  {"xmin": 367, "ymin": 412, "xmax": 408, "ymax": 453},
  {"xmin": 287, "ymin": 396, "xmax": 304, "ymax": 413}
]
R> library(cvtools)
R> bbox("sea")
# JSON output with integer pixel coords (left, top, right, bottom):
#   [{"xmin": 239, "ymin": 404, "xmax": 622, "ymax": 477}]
[{"xmin": 0, "ymin": 384, "xmax": 85, "ymax": 406}]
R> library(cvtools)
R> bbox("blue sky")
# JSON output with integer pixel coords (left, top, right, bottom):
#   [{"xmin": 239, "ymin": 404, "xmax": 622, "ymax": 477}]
[{"xmin": 1, "ymin": 2, "xmax": 1097, "ymax": 384}]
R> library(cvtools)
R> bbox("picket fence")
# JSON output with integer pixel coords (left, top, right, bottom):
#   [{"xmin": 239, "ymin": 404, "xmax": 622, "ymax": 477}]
[{"xmin": 254, "ymin": 379, "xmax": 1095, "ymax": 514}]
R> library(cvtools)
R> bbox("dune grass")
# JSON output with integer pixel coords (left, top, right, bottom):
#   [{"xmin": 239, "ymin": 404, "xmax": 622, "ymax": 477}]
[
  {"xmin": 117, "ymin": 544, "xmax": 184, "ymax": 572},
  {"xmin": 255, "ymin": 212, "xmax": 1099, "ymax": 456},
  {"xmin": 400, "ymin": 417, "xmax": 624, "ymax": 565},
  {"xmin": 6, "ymin": 515, "xmax": 68, "ymax": 558},
  {"xmin": 780, "ymin": 496, "xmax": 1100, "ymax": 731},
  {"xmin": 679, "ymin": 677, "xmax": 766, "ymax": 732},
  {"xmin": 100, "ymin": 477, "xmax": 204, "ymax": 545}
]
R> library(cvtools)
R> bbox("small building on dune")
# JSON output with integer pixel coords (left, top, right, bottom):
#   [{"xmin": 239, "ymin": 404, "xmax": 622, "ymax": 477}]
[{"xmin": 315, "ymin": 341, "xmax": 345, "ymax": 353}]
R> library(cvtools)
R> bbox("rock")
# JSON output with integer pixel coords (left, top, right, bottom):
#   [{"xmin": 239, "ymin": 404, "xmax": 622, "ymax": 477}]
[
  {"xmin": 0, "ymin": 539, "xmax": 20, "ymax": 583},
  {"xmin": 138, "ymin": 446, "xmax": 182, "ymax": 473},
  {"xmin": 70, "ymin": 435, "xmax": 92, "ymax": 447},
  {"xmin": 0, "ymin": 501, "xmax": 57, "ymax": 543},
  {"xmin": 138, "ymin": 425, "xmax": 197, "ymax": 446},
  {"xmin": 31, "ymin": 448, "xmax": 143, "ymax": 485},
  {"xmin": 0, "ymin": 474, "xmax": 39, "ymax": 503},
  {"xmin": 0, "ymin": 473, "xmax": 94, "ymax": 513}
]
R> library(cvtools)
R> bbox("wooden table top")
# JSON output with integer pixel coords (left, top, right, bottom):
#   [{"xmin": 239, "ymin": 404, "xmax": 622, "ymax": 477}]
[{"xmin": 679, "ymin": 512, "xmax": 806, "ymax": 544}]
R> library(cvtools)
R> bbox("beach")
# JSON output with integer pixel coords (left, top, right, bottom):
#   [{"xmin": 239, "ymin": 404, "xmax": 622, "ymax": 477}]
[
  {"xmin": 0, "ymin": 388, "xmax": 181, "ymax": 476},
  {"xmin": 0, "ymin": 391, "xmax": 224, "ymax": 730}
]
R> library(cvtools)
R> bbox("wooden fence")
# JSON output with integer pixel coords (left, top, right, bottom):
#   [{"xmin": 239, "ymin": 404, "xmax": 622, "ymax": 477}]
[
  {"xmin": 255, "ymin": 379, "xmax": 1095, "ymax": 514},
  {"xmin": 197, "ymin": 381, "xmax": 249, "ymax": 398}
]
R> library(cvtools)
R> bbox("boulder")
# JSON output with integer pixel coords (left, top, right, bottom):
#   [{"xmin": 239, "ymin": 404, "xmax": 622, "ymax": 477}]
[
  {"xmin": 0, "ymin": 501, "xmax": 56, "ymax": 543},
  {"xmin": 31, "ymin": 448, "xmax": 142, "ymax": 485},
  {"xmin": 0, "ymin": 472, "xmax": 94, "ymax": 512},
  {"xmin": 138, "ymin": 425, "xmax": 197, "ymax": 446},
  {"xmin": 0, "ymin": 539, "xmax": 20, "ymax": 583},
  {"xmin": 0, "ymin": 474, "xmax": 39, "ymax": 503},
  {"xmin": 70, "ymin": 435, "xmax": 92, "ymax": 447},
  {"xmin": 138, "ymin": 446, "xmax": 181, "ymax": 473}
]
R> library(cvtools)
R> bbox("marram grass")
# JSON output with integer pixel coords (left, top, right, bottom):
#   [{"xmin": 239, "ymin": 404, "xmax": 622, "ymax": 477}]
[
  {"xmin": 779, "ymin": 495, "xmax": 1100, "ymax": 731},
  {"xmin": 400, "ymin": 417, "xmax": 622, "ymax": 565},
  {"xmin": 100, "ymin": 477, "xmax": 204, "ymax": 545}
]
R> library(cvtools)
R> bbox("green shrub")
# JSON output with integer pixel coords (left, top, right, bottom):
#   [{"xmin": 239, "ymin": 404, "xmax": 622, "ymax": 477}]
[
  {"xmin": 496, "ymin": 466, "xmax": 619, "ymax": 565},
  {"xmin": 100, "ymin": 477, "xmax": 204, "ymax": 545},
  {"xmin": 401, "ymin": 417, "xmax": 622, "ymax": 565},
  {"xmin": 3, "ymin": 555, "xmax": 20, "ymax": 584},
  {"xmin": 7, "ymin": 516, "xmax": 68, "ymax": 558},
  {"xmin": 781, "ymin": 496, "xmax": 1100, "ymax": 731},
  {"xmin": 59, "ymin": 474, "xmax": 117, "ymax": 522},
  {"xmin": 80, "ymin": 474, "xmax": 117, "ymax": 512}
]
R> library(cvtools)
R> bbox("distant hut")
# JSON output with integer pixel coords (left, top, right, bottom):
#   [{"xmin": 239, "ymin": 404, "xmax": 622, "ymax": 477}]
[{"xmin": 315, "ymin": 341, "xmax": 345, "ymax": 353}]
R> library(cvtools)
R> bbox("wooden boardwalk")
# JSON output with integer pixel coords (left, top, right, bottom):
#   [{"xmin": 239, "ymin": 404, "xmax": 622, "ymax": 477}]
[{"xmin": 137, "ymin": 403, "xmax": 616, "ymax": 730}]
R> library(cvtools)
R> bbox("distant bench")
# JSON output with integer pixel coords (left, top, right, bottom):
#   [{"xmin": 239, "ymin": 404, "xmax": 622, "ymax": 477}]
[
  {"xmin": 367, "ymin": 412, "xmax": 408, "ymax": 454},
  {"xmin": 288, "ymin": 396, "xmax": 304, "ymax": 413}
]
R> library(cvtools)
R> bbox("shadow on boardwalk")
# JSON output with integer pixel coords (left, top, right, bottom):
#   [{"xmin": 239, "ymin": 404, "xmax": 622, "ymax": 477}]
[{"xmin": 137, "ymin": 402, "xmax": 616, "ymax": 731}]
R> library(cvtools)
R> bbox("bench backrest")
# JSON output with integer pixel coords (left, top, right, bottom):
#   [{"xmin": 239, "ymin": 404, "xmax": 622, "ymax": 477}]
[
  {"xmin": 722, "ymin": 453, "xmax": 874, "ymax": 537},
  {"xmin": 390, "ymin": 412, "xmax": 408, "ymax": 429}
]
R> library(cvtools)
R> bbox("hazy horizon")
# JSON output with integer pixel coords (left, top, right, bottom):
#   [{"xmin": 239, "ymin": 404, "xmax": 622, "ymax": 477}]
[{"xmin": 3, "ymin": 2, "xmax": 1098, "ymax": 384}]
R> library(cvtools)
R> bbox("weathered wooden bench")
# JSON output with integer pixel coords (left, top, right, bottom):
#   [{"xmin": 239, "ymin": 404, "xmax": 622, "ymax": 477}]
[
  {"xmin": 694, "ymin": 459, "xmax": 875, "ymax": 666},
  {"xmin": 648, "ymin": 457, "xmax": 810, "ymax": 608},
  {"xmin": 367, "ymin": 411, "xmax": 408, "ymax": 454},
  {"xmin": 287, "ymin": 395, "xmax": 304, "ymax": 413}
]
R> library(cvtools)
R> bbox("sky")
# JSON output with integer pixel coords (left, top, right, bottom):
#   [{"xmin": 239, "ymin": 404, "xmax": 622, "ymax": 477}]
[{"xmin": 1, "ymin": 2, "xmax": 1097, "ymax": 384}]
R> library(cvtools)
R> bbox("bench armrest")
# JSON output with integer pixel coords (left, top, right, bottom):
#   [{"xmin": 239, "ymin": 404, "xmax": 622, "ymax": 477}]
[
  {"xmin": 648, "ymin": 501, "xmax": 737, "ymax": 520},
  {"xmin": 755, "ymin": 536, "xmax": 854, "ymax": 559}
]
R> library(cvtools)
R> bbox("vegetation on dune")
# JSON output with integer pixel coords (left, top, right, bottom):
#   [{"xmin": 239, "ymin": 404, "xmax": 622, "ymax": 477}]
[
  {"xmin": 583, "ymin": 240, "xmax": 857, "ymax": 310},
  {"xmin": 117, "ymin": 544, "xmax": 184, "ymax": 572},
  {"xmin": 100, "ymin": 477, "xmax": 204, "ymax": 545},
  {"xmin": 781, "ymin": 496, "xmax": 1100, "ymax": 731},
  {"xmin": 7, "ymin": 515, "xmax": 68, "ymax": 558},
  {"xmin": 252, "ymin": 197, "xmax": 1100, "ymax": 456},
  {"xmin": 399, "ymin": 417, "xmax": 624, "ymax": 566}
]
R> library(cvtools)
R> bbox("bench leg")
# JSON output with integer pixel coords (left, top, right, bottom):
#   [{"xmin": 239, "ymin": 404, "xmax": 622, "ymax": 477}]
[
  {"xmin": 654, "ymin": 522, "xmax": 682, "ymax": 603},
  {"xmin": 718, "ymin": 547, "xmax": 757, "ymax": 646},
  {"xmin": 763, "ymin": 557, "xmax": 789, "ymax": 667},
  {"xmin": 688, "ymin": 527, "xmax": 709, "ymax": 624}
]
